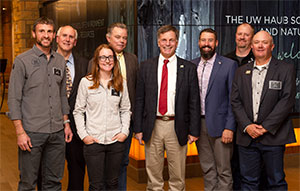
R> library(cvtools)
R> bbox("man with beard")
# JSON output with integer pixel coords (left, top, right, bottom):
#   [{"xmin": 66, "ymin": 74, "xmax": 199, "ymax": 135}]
[
  {"xmin": 225, "ymin": 23, "xmax": 254, "ymax": 66},
  {"xmin": 191, "ymin": 28, "xmax": 237, "ymax": 191},
  {"xmin": 8, "ymin": 17, "xmax": 72, "ymax": 190}
]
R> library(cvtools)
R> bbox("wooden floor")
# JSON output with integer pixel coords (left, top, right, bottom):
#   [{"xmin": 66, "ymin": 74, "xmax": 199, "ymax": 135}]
[{"xmin": 0, "ymin": 93, "xmax": 299, "ymax": 190}]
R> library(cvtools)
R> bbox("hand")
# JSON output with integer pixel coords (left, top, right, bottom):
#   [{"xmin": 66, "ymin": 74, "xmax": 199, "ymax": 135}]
[
  {"xmin": 246, "ymin": 124, "xmax": 264, "ymax": 139},
  {"xmin": 256, "ymin": 125, "xmax": 268, "ymax": 134},
  {"xmin": 112, "ymin": 133, "xmax": 128, "ymax": 142},
  {"xmin": 17, "ymin": 132, "xmax": 32, "ymax": 152},
  {"xmin": 83, "ymin": 135, "xmax": 99, "ymax": 145},
  {"xmin": 188, "ymin": 135, "xmax": 198, "ymax": 144},
  {"xmin": 221, "ymin": 129, "xmax": 233, "ymax": 144},
  {"xmin": 135, "ymin": 132, "xmax": 144, "ymax": 145},
  {"xmin": 64, "ymin": 123, "xmax": 73, "ymax": 143}
]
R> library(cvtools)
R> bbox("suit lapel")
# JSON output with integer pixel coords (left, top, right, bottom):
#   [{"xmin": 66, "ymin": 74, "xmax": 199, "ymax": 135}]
[
  {"xmin": 260, "ymin": 57, "xmax": 277, "ymax": 102},
  {"xmin": 153, "ymin": 57, "xmax": 159, "ymax": 104},
  {"xmin": 206, "ymin": 55, "xmax": 221, "ymax": 96},
  {"xmin": 244, "ymin": 62, "xmax": 254, "ymax": 98},
  {"xmin": 70, "ymin": 55, "xmax": 79, "ymax": 98},
  {"xmin": 123, "ymin": 52, "xmax": 130, "ymax": 83},
  {"xmin": 175, "ymin": 57, "xmax": 184, "ymax": 103}
]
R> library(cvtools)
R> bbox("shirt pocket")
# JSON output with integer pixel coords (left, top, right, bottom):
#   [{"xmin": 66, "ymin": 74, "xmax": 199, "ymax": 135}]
[
  {"xmin": 87, "ymin": 89, "xmax": 104, "ymax": 109},
  {"xmin": 52, "ymin": 67, "xmax": 63, "ymax": 84},
  {"xmin": 27, "ymin": 66, "xmax": 45, "ymax": 88}
]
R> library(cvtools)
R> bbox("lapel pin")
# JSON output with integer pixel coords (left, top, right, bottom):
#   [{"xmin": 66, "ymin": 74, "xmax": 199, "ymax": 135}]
[
  {"xmin": 245, "ymin": 70, "xmax": 251, "ymax": 74},
  {"xmin": 180, "ymin": 65, "xmax": 184, "ymax": 68},
  {"xmin": 218, "ymin": 62, "xmax": 221, "ymax": 65}
]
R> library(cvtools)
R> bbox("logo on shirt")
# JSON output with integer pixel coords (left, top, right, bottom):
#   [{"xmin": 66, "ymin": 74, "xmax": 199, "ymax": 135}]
[
  {"xmin": 111, "ymin": 89, "xmax": 120, "ymax": 97},
  {"xmin": 31, "ymin": 59, "xmax": 40, "ymax": 67},
  {"xmin": 53, "ymin": 67, "xmax": 62, "ymax": 76}
]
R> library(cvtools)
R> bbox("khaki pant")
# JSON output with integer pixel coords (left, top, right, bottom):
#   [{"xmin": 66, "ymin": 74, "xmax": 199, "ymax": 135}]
[
  {"xmin": 145, "ymin": 119, "xmax": 187, "ymax": 191},
  {"xmin": 197, "ymin": 118, "xmax": 233, "ymax": 191}
]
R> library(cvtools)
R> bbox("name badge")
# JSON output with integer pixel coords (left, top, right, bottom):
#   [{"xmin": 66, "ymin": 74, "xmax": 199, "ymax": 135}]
[
  {"xmin": 111, "ymin": 89, "xmax": 120, "ymax": 97},
  {"xmin": 53, "ymin": 67, "xmax": 62, "ymax": 76},
  {"xmin": 269, "ymin": 80, "xmax": 282, "ymax": 90}
]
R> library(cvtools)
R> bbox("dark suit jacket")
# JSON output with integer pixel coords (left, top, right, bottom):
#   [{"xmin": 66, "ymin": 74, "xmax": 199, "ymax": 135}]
[
  {"xmin": 88, "ymin": 51, "xmax": 138, "ymax": 116},
  {"xmin": 68, "ymin": 54, "xmax": 89, "ymax": 140},
  {"xmin": 191, "ymin": 54, "xmax": 237, "ymax": 137},
  {"xmin": 123, "ymin": 52, "xmax": 139, "ymax": 116},
  {"xmin": 231, "ymin": 57, "xmax": 296, "ymax": 146},
  {"xmin": 134, "ymin": 56, "xmax": 201, "ymax": 146}
]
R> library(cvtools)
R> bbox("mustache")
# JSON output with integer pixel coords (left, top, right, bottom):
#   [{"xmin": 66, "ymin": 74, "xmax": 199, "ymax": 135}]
[{"xmin": 200, "ymin": 45, "xmax": 212, "ymax": 50}]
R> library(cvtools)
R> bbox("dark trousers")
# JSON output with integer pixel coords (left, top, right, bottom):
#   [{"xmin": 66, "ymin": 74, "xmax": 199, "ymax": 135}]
[
  {"xmin": 84, "ymin": 141, "xmax": 125, "ymax": 191},
  {"xmin": 18, "ymin": 130, "xmax": 65, "ymax": 191},
  {"xmin": 66, "ymin": 136, "xmax": 86, "ymax": 191},
  {"xmin": 238, "ymin": 142, "xmax": 287, "ymax": 191},
  {"xmin": 231, "ymin": 137, "xmax": 241, "ymax": 190},
  {"xmin": 118, "ymin": 126, "xmax": 133, "ymax": 191}
]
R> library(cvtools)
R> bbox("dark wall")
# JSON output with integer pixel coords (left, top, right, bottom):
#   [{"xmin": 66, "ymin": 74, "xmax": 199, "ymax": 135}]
[{"xmin": 137, "ymin": 0, "xmax": 300, "ymax": 113}]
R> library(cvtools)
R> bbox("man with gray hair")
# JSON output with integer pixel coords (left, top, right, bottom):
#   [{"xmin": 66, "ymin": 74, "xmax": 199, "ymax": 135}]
[
  {"xmin": 231, "ymin": 30, "xmax": 296, "ymax": 190},
  {"xmin": 134, "ymin": 25, "xmax": 200, "ymax": 190},
  {"xmin": 56, "ymin": 25, "xmax": 89, "ymax": 190}
]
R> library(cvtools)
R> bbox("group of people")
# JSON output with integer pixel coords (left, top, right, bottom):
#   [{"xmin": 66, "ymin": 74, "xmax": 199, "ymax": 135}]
[{"xmin": 7, "ymin": 16, "xmax": 296, "ymax": 191}]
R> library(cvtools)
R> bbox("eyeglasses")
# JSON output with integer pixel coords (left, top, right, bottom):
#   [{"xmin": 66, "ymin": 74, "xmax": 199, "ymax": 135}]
[{"xmin": 98, "ymin": 55, "xmax": 114, "ymax": 62}]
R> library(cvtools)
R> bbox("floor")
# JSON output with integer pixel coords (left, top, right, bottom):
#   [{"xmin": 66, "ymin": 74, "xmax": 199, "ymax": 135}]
[{"xmin": 0, "ymin": 94, "xmax": 299, "ymax": 191}]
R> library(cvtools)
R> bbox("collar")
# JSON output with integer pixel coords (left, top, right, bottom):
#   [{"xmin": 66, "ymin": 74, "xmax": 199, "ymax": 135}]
[
  {"xmin": 116, "ymin": 52, "xmax": 124, "ymax": 59},
  {"xmin": 67, "ymin": 53, "xmax": 74, "ymax": 65},
  {"xmin": 200, "ymin": 53, "xmax": 217, "ymax": 65},
  {"xmin": 33, "ymin": 44, "xmax": 55, "ymax": 57},
  {"xmin": 159, "ymin": 53, "xmax": 176, "ymax": 63},
  {"xmin": 253, "ymin": 57, "xmax": 271, "ymax": 70}
]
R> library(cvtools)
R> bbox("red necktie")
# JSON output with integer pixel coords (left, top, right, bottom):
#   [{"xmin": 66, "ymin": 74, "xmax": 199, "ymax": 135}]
[{"xmin": 159, "ymin": 59, "xmax": 169, "ymax": 115}]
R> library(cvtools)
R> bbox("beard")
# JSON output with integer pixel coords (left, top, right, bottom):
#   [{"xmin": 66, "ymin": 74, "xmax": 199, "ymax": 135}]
[
  {"xmin": 200, "ymin": 45, "xmax": 216, "ymax": 60},
  {"xmin": 36, "ymin": 38, "xmax": 52, "ymax": 48}
]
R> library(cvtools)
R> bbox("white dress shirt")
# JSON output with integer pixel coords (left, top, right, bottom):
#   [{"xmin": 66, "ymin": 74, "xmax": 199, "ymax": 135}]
[{"xmin": 157, "ymin": 54, "xmax": 177, "ymax": 116}]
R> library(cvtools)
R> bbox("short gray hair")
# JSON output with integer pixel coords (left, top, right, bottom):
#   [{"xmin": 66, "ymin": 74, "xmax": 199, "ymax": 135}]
[{"xmin": 57, "ymin": 25, "xmax": 78, "ymax": 39}]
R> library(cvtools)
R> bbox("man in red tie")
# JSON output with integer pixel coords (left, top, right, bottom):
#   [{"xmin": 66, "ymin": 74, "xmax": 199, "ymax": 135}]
[{"xmin": 134, "ymin": 25, "xmax": 201, "ymax": 191}]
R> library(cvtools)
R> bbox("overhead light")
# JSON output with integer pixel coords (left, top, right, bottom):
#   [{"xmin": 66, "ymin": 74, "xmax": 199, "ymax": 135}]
[{"xmin": 2, "ymin": 7, "xmax": 7, "ymax": 11}]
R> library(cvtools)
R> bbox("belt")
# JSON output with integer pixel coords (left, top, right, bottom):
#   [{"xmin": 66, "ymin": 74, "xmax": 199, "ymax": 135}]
[
  {"xmin": 156, "ymin": 116, "xmax": 175, "ymax": 121},
  {"xmin": 201, "ymin": 115, "xmax": 205, "ymax": 118}
]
